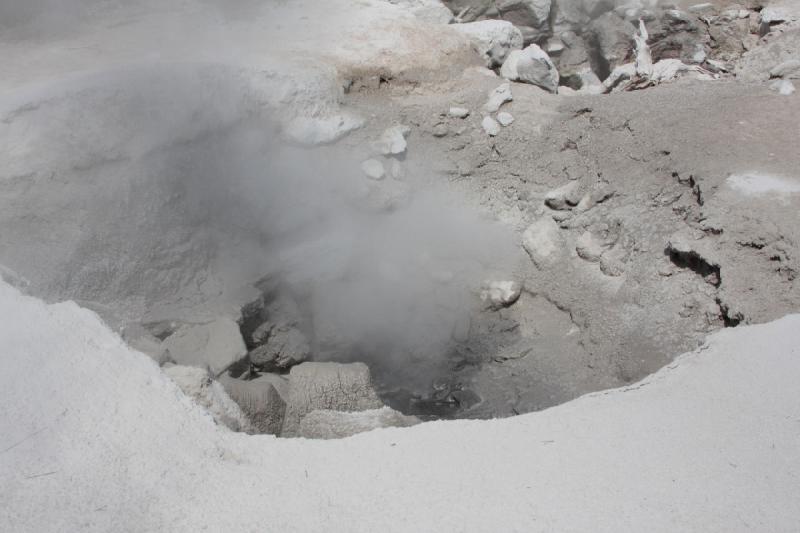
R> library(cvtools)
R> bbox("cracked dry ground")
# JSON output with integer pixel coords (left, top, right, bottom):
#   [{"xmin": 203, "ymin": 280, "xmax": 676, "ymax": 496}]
[{"xmin": 341, "ymin": 77, "xmax": 800, "ymax": 417}]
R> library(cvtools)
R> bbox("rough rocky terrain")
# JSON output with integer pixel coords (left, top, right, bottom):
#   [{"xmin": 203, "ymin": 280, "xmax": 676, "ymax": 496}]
[{"xmin": 1, "ymin": 0, "xmax": 799, "ymax": 438}]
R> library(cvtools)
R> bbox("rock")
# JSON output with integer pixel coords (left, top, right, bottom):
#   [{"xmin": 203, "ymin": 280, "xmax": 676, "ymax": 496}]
[
  {"xmin": 495, "ymin": 0, "xmax": 552, "ymax": 44},
  {"xmin": 497, "ymin": 111, "xmax": 514, "ymax": 126},
  {"xmin": 770, "ymin": 60, "xmax": 800, "ymax": 79},
  {"xmin": 162, "ymin": 318, "xmax": 247, "ymax": 376},
  {"xmin": 770, "ymin": 79, "xmax": 796, "ymax": 96},
  {"xmin": 500, "ymin": 44, "xmax": 560, "ymax": 93},
  {"xmin": 585, "ymin": 12, "xmax": 637, "ymax": 77},
  {"xmin": 480, "ymin": 280, "xmax": 522, "ymax": 309},
  {"xmin": 544, "ymin": 181, "xmax": 582, "ymax": 210},
  {"xmin": 522, "ymin": 217, "xmax": 563, "ymax": 268},
  {"xmin": 372, "ymin": 125, "xmax": 411, "ymax": 155},
  {"xmin": 296, "ymin": 407, "xmax": 421, "ymax": 439},
  {"xmin": 361, "ymin": 158, "xmax": 386, "ymax": 180},
  {"xmin": 452, "ymin": 20, "xmax": 524, "ymax": 68},
  {"xmin": 283, "ymin": 113, "xmax": 364, "ymax": 145},
  {"xmin": 485, "ymin": 82, "xmax": 513, "ymax": 112},
  {"xmin": 281, "ymin": 362, "xmax": 384, "ymax": 437},
  {"xmin": 576, "ymin": 231, "xmax": 605, "ymax": 262},
  {"xmin": 482, "ymin": 116, "xmax": 501, "ymax": 136},
  {"xmin": 736, "ymin": 28, "xmax": 800, "ymax": 81},
  {"xmin": 761, "ymin": 7, "xmax": 790, "ymax": 25},
  {"xmin": 248, "ymin": 324, "xmax": 310, "ymax": 371},
  {"xmin": 163, "ymin": 365, "xmax": 251, "ymax": 432},
  {"xmin": 218, "ymin": 373, "xmax": 287, "ymax": 435},
  {"xmin": 448, "ymin": 106, "xmax": 470, "ymax": 118}
]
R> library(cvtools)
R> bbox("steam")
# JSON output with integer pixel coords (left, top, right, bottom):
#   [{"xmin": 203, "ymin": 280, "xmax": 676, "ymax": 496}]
[{"xmin": 0, "ymin": 0, "xmax": 521, "ymax": 391}]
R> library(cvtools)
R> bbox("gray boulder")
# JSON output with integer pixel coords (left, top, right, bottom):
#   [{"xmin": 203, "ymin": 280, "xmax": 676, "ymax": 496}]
[
  {"xmin": 248, "ymin": 323, "xmax": 310, "ymax": 371},
  {"xmin": 281, "ymin": 362, "xmax": 384, "ymax": 437},
  {"xmin": 218, "ymin": 373, "xmax": 288, "ymax": 435},
  {"xmin": 162, "ymin": 318, "xmax": 247, "ymax": 376},
  {"xmin": 500, "ymin": 44, "xmax": 560, "ymax": 93}
]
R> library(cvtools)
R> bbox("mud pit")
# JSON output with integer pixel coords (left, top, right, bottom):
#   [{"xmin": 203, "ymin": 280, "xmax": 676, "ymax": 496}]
[
  {"xmin": 2, "ymin": 0, "xmax": 800, "ymax": 438},
  {"xmin": 5, "ymin": 69, "xmax": 798, "ymax": 436}
]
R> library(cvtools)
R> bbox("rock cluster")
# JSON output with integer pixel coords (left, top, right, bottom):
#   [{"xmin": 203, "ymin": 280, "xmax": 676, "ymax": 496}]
[{"xmin": 447, "ymin": 0, "xmax": 783, "ymax": 91}]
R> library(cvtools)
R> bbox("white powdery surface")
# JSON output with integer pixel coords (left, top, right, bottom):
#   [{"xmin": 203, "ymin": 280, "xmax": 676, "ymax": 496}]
[
  {"xmin": 1, "ymin": 279, "xmax": 799, "ymax": 532},
  {"xmin": 727, "ymin": 172, "xmax": 800, "ymax": 196}
]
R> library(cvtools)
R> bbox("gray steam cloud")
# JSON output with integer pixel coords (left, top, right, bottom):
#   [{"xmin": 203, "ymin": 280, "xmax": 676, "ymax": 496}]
[{"xmin": 0, "ymin": 2, "xmax": 521, "ymax": 390}]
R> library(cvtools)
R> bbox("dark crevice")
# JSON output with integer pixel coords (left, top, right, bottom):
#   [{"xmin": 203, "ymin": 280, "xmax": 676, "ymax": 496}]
[
  {"xmin": 717, "ymin": 298, "xmax": 743, "ymax": 327},
  {"xmin": 666, "ymin": 248, "xmax": 721, "ymax": 287}
]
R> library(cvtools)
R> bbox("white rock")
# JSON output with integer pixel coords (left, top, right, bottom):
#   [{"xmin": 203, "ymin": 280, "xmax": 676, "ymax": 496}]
[
  {"xmin": 163, "ymin": 365, "xmax": 251, "ymax": 432},
  {"xmin": 522, "ymin": 217, "xmax": 563, "ymax": 268},
  {"xmin": 496, "ymin": 111, "xmax": 514, "ymax": 126},
  {"xmin": 281, "ymin": 362, "xmax": 384, "ymax": 437},
  {"xmin": 283, "ymin": 113, "xmax": 364, "ymax": 145},
  {"xmin": 448, "ymin": 106, "xmax": 470, "ymax": 118},
  {"xmin": 499, "ymin": 44, "xmax": 560, "ymax": 93},
  {"xmin": 452, "ymin": 20, "xmax": 524, "ymax": 68},
  {"xmin": 297, "ymin": 407, "xmax": 421, "ymax": 439},
  {"xmin": 482, "ymin": 116, "xmax": 501, "ymax": 136},
  {"xmin": 361, "ymin": 158, "xmax": 386, "ymax": 180},
  {"xmin": 485, "ymin": 82, "xmax": 513, "ymax": 112},
  {"xmin": 372, "ymin": 124, "xmax": 411, "ymax": 155},
  {"xmin": 760, "ymin": 7, "xmax": 790, "ymax": 24},
  {"xmin": 770, "ymin": 79, "xmax": 796, "ymax": 96},
  {"xmin": 162, "ymin": 318, "xmax": 247, "ymax": 376},
  {"xmin": 480, "ymin": 280, "xmax": 522, "ymax": 309}
]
